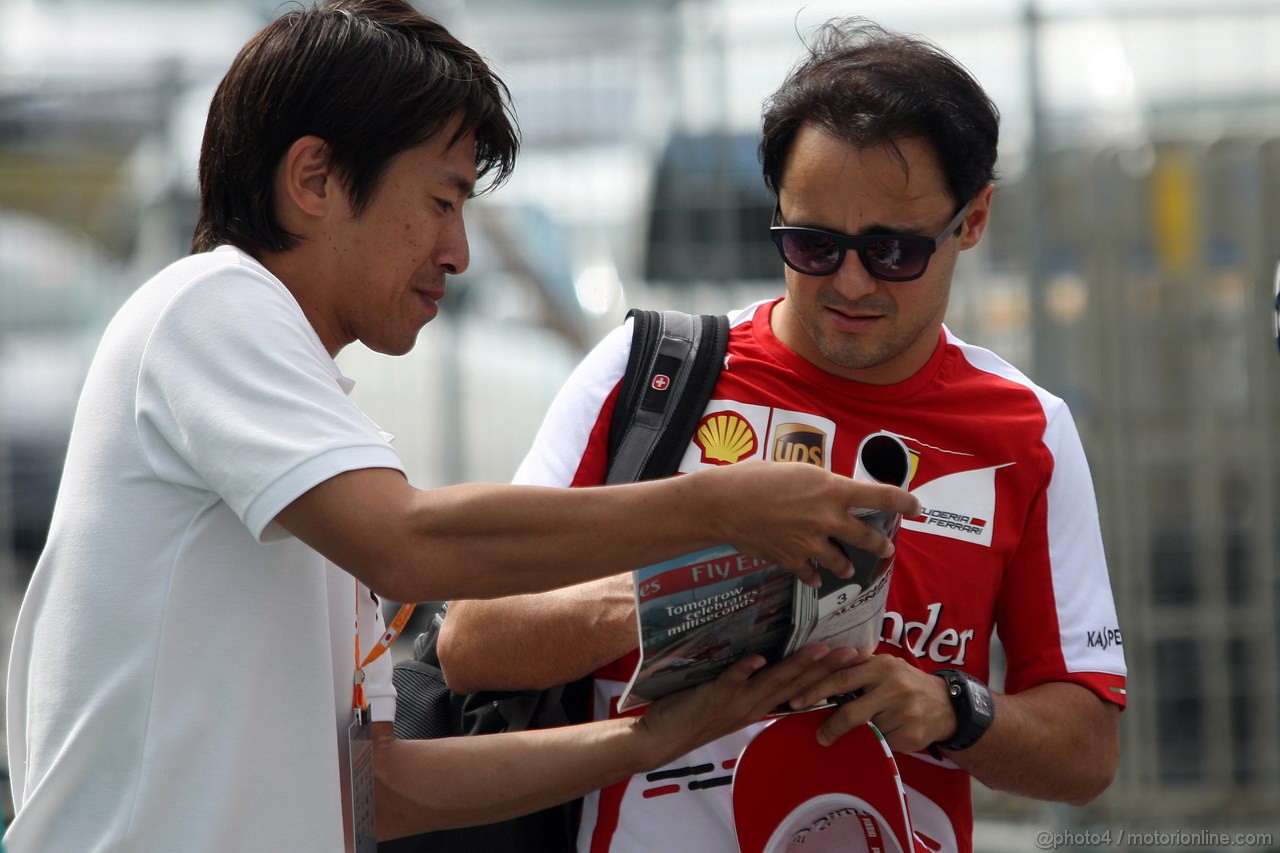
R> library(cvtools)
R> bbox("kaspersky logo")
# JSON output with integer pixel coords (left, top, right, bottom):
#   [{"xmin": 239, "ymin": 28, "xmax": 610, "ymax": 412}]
[
  {"xmin": 900, "ymin": 462, "xmax": 1012, "ymax": 547},
  {"xmin": 694, "ymin": 411, "xmax": 758, "ymax": 465}
]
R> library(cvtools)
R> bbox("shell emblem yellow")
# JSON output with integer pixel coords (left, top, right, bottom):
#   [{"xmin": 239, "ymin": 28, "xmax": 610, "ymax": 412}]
[{"xmin": 694, "ymin": 411, "xmax": 758, "ymax": 465}]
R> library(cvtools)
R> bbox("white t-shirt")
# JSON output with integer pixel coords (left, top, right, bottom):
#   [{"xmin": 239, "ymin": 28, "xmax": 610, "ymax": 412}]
[{"xmin": 6, "ymin": 247, "xmax": 403, "ymax": 852}]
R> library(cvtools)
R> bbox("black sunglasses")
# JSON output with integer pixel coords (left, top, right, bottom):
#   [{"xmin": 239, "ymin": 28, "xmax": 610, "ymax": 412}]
[{"xmin": 770, "ymin": 201, "xmax": 972, "ymax": 282}]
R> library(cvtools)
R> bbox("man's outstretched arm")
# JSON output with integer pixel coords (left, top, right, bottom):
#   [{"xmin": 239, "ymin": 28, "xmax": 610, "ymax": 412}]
[
  {"xmin": 374, "ymin": 642, "xmax": 865, "ymax": 840},
  {"xmin": 277, "ymin": 461, "xmax": 919, "ymax": 604}
]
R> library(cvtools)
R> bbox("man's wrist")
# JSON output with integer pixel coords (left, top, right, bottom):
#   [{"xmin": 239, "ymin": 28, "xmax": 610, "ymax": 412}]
[
  {"xmin": 686, "ymin": 466, "xmax": 734, "ymax": 545},
  {"xmin": 932, "ymin": 668, "xmax": 995, "ymax": 752}
]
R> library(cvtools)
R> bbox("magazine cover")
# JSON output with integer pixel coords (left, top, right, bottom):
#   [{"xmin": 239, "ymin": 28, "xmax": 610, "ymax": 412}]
[
  {"xmin": 618, "ymin": 432, "xmax": 911, "ymax": 712},
  {"xmin": 618, "ymin": 545, "xmax": 797, "ymax": 711}
]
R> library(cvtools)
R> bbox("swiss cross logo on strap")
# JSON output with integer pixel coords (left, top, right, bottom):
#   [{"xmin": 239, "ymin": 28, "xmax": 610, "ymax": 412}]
[{"xmin": 651, "ymin": 374, "xmax": 670, "ymax": 391}]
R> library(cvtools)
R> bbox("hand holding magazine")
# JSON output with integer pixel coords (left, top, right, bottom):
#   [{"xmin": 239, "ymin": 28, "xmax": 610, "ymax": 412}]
[{"xmin": 618, "ymin": 432, "xmax": 912, "ymax": 713}]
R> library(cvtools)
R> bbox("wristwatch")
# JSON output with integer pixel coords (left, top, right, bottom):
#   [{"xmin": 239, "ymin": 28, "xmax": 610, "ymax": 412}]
[{"xmin": 932, "ymin": 669, "xmax": 995, "ymax": 752}]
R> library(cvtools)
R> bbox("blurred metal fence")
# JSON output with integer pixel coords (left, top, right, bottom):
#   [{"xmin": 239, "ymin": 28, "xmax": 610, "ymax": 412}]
[
  {"xmin": 1059, "ymin": 139, "xmax": 1280, "ymax": 823},
  {"xmin": 1017, "ymin": 140, "xmax": 1278, "ymax": 831}
]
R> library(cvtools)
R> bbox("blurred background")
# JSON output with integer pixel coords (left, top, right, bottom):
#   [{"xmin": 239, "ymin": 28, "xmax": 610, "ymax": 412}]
[{"xmin": 2, "ymin": 0, "xmax": 1279, "ymax": 849}]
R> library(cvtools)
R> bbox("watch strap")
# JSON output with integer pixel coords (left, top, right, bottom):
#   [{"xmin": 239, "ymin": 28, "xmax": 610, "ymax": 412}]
[{"xmin": 933, "ymin": 668, "xmax": 994, "ymax": 752}]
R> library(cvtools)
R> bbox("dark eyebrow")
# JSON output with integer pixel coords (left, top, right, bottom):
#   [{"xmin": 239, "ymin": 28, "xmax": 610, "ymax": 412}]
[
  {"xmin": 796, "ymin": 219, "xmax": 927, "ymax": 238},
  {"xmin": 856, "ymin": 222, "xmax": 926, "ymax": 237},
  {"xmin": 443, "ymin": 170, "xmax": 476, "ymax": 199},
  {"xmin": 778, "ymin": 206, "xmax": 927, "ymax": 238}
]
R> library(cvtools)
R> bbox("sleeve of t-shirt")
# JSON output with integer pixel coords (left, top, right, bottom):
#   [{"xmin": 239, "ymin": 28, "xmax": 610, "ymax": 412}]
[
  {"xmin": 135, "ymin": 263, "xmax": 405, "ymax": 542},
  {"xmin": 511, "ymin": 319, "xmax": 633, "ymax": 489},
  {"xmin": 996, "ymin": 402, "xmax": 1128, "ymax": 708}
]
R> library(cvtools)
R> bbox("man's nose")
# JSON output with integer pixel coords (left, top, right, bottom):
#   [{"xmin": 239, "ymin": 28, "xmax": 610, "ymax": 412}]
[
  {"xmin": 437, "ymin": 216, "xmax": 470, "ymax": 275},
  {"xmin": 829, "ymin": 251, "xmax": 880, "ymax": 299}
]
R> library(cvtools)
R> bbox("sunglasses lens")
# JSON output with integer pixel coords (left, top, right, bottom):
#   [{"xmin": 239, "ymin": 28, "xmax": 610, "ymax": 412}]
[
  {"xmin": 861, "ymin": 238, "xmax": 927, "ymax": 281},
  {"xmin": 780, "ymin": 231, "xmax": 841, "ymax": 275}
]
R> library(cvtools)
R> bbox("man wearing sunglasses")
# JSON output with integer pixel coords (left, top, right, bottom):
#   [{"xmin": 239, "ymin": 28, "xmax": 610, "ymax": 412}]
[{"xmin": 440, "ymin": 18, "xmax": 1126, "ymax": 853}]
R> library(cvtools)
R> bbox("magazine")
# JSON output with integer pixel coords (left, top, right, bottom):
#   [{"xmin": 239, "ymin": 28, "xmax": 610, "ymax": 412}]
[{"xmin": 617, "ymin": 431, "xmax": 911, "ymax": 713}]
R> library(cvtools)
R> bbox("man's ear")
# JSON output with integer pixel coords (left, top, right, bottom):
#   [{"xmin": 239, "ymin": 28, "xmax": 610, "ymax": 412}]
[
  {"xmin": 958, "ymin": 183, "xmax": 995, "ymax": 251},
  {"xmin": 279, "ymin": 135, "xmax": 335, "ymax": 219}
]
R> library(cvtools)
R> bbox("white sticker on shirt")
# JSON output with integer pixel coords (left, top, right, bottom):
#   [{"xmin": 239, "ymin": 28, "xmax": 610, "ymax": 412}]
[
  {"xmin": 766, "ymin": 409, "xmax": 835, "ymax": 470},
  {"xmin": 900, "ymin": 464, "xmax": 1012, "ymax": 547},
  {"xmin": 677, "ymin": 401, "xmax": 772, "ymax": 471}
]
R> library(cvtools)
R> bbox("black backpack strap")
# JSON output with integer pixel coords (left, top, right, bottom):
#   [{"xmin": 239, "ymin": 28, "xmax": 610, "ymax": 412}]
[{"xmin": 606, "ymin": 309, "xmax": 729, "ymax": 483}]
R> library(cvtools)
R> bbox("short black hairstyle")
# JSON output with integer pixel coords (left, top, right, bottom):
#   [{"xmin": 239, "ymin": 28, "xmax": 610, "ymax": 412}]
[
  {"xmin": 760, "ymin": 18, "xmax": 999, "ymax": 208},
  {"xmin": 193, "ymin": 0, "xmax": 519, "ymax": 255}
]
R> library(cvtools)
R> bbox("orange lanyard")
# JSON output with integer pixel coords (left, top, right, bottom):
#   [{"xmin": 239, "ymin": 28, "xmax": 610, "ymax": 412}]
[{"xmin": 353, "ymin": 581, "xmax": 416, "ymax": 716}]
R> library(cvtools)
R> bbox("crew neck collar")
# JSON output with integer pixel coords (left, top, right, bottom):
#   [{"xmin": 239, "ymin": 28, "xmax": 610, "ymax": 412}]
[{"xmin": 752, "ymin": 297, "xmax": 947, "ymax": 403}]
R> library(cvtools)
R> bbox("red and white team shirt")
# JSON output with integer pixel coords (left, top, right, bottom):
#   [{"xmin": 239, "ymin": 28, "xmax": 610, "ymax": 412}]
[{"xmin": 513, "ymin": 298, "xmax": 1128, "ymax": 853}]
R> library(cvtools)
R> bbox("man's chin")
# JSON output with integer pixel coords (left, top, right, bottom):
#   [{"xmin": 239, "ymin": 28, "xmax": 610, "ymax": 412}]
[
  {"xmin": 815, "ymin": 333, "xmax": 883, "ymax": 370},
  {"xmin": 364, "ymin": 333, "xmax": 421, "ymax": 358}
]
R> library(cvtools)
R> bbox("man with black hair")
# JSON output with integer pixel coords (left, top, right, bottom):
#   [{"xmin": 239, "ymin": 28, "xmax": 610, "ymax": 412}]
[
  {"xmin": 442, "ymin": 18, "xmax": 1127, "ymax": 853},
  {"xmin": 3, "ymin": 4, "xmax": 916, "ymax": 851}
]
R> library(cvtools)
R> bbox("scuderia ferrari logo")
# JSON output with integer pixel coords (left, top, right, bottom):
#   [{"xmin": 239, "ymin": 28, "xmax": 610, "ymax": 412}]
[
  {"xmin": 917, "ymin": 509, "xmax": 987, "ymax": 536},
  {"xmin": 901, "ymin": 463, "xmax": 1013, "ymax": 547}
]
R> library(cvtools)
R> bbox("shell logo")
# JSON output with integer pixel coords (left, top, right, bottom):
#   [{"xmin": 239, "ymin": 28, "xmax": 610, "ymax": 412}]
[{"xmin": 694, "ymin": 411, "xmax": 758, "ymax": 465}]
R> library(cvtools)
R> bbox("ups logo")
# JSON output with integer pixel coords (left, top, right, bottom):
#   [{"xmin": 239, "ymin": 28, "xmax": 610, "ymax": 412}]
[{"xmin": 772, "ymin": 423, "xmax": 826, "ymax": 467}]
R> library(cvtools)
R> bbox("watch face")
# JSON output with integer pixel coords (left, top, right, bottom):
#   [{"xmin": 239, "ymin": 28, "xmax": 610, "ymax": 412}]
[
  {"xmin": 935, "ymin": 670, "xmax": 994, "ymax": 751},
  {"xmin": 970, "ymin": 681, "xmax": 993, "ymax": 719}
]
